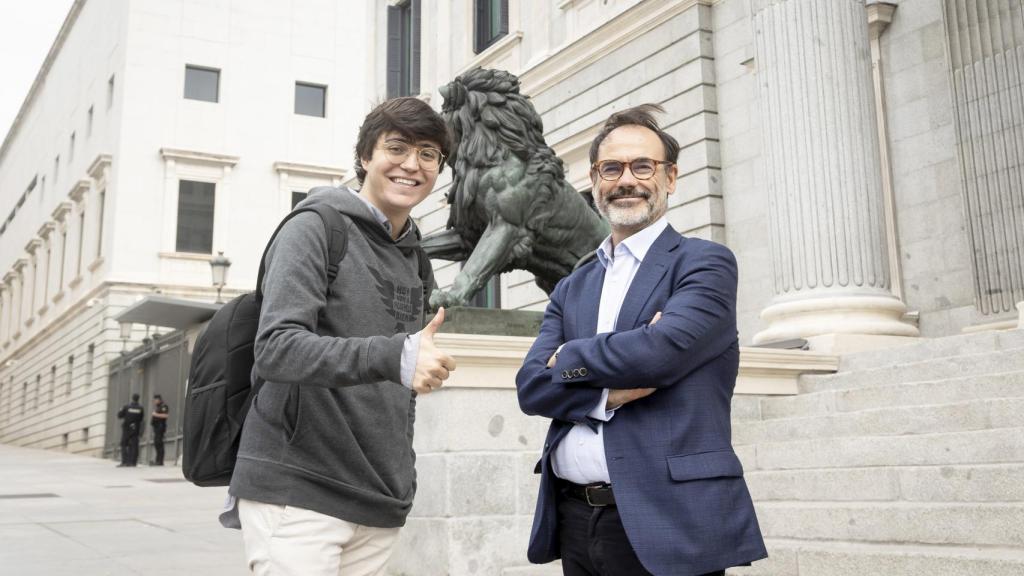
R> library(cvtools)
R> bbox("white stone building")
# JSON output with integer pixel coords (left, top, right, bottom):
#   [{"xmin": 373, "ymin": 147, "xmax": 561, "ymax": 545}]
[{"xmin": 2, "ymin": 0, "xmax": 1023, "ymax": 573}]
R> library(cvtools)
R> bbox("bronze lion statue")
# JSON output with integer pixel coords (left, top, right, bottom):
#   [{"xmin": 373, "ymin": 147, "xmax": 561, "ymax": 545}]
[{"xmin": 422, "ymin": 68, "xmax": 609, "ymax": 308}]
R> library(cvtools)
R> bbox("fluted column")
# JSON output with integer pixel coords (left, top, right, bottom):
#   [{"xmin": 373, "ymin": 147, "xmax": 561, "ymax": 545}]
[{"xmin": 752, "ymin": 0, "xmax": 918, "ymax": 344}]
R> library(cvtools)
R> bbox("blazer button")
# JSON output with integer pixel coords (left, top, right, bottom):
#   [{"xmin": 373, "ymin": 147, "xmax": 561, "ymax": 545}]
[
  {"xmin": 571, "ymin": 369, "xmax": 581, "ymax": 378},
  {"xmin": 579, "ymin": 367, "xmax": 588, "ymax": 377},
  {"xmin": 562, "ymin": 370, "xmax": 571, "ymax": 379}
]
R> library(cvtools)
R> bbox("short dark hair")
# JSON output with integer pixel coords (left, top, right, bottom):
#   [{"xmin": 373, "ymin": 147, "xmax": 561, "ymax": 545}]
[
  {"xmin": 131, "ymin": 393, "xmax": 140, "ymax": 402},
  {"xmin": 153, "ymin": 394, "xmax": 162, "ymax": 400},
  {"xmin": 588, "ymin": 104, "xmax": 680, "ymax": 165},
  {"xmin": 353, "ymin": 97, "xmax": 452, "ymax": 184}
]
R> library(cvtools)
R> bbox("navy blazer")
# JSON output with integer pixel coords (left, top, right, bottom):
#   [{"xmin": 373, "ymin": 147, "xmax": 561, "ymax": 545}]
[{"xmin": 516, "ymin": 225, "xmax": 767, "ymax": 575}]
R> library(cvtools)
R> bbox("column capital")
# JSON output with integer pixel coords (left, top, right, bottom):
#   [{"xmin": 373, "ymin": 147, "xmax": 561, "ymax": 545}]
[
  {"xmin": 68, "ymin": 179, "xmax": 90, "ymax": 203},
  {"xmin": 24, "ymin": 238, "xmax": 42, "ymax": 255},
  {"xmin": 867, "ymin": 2, "xmax": 897, "ymax": 39},
  {"xmin": 37, "ymin": 221, "xmax": 56, "ymax": 239}
]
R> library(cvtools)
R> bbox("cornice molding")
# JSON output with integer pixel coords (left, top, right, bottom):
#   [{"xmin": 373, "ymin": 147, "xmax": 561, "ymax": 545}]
[
  {"xmin": 24, "ymin": 238, "xmax": 42, "ymax": 254},
  {"xmin": 37, "ymin": 221, "xmax": 56, "ymax": 238},
  {"xmin": 160, "ymin": 148, "xmax": 239, "ymax": 167},
  {"xmin": 51, "ymin": 201, "xmax": 73, "ymax": 222},
  {"xmin": 519, "ymin": 0, "xmax": 711, "ymax": 97},
  {"xmin": 87, "ymin": 153, "xmax": 113, "ymax": 179},
  {"xmin": 68, "ymin": 179, "xmax": 90, "ymax": 203},
  {"xmin": 273, "ymin": 161, "xmax": 347, "ymax": 180}
]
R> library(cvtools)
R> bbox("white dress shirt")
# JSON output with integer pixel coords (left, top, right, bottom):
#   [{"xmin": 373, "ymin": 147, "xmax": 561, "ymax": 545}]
[{"xmin": 550, "ymin": 217, "xmax": 669, "ymax": 485}]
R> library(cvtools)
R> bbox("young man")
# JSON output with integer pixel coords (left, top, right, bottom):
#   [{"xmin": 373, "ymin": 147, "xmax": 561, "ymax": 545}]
[
  {"xmin": 149, "ymin": 394, "xmax": 169, "ymax": 466},
  {"xmin": 229, "ymin": 97, "xmax": 456, "ymax": 576},
  {"xmin": 516, "ymin": 104, "xmax": 767, "ymax": 575}
]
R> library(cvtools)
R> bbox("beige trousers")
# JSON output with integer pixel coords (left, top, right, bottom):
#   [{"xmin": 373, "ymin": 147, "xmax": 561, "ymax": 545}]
[{"xmin": 239, "ymin": 498, "xmax": 400, "ymax": 576}]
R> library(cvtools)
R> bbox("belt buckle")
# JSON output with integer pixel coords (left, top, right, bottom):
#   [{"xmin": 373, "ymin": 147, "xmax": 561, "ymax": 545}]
[{"xmin": 584, "ymin": 486, "xmax": 608, "ymax": 507}]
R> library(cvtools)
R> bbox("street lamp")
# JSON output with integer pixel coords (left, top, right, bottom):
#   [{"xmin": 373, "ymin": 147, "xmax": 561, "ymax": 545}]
[
  {"xmin": 210, "ymin": 251, "xmax": 232, "ymax": 303},
  {"xmin": 119, "ymin": 322, "xmax": 132, "ymax": 354}
]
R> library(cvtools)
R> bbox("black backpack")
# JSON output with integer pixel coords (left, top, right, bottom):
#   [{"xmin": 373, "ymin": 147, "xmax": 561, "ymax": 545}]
[{"xmin": 182, "ymin": 203, "xmax": 349, "ymax": 487}]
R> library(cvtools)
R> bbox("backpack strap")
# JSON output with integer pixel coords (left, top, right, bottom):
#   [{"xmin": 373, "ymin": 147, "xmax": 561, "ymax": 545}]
[
  {"xmin": 415, "ymin": 246, "xmax": 433, "ymax": 314},
  {"xmin": 255, "ymin": 204, "xmax": 349, "ymax": 303}
]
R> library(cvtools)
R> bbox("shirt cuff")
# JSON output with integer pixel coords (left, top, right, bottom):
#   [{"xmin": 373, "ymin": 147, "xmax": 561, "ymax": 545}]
[
  {"xmin": 586, "ymin": 388, "xmax": 615, "ymax": 422},
  {"xmin": 400, "ymin": 333, "xmax": 420, "ymax": 389}
]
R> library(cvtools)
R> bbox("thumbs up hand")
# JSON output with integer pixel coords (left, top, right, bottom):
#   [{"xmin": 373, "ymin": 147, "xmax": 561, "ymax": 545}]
[{"xmin": 412, "ymin": 307, "xmax": 457, "ymax": 395}]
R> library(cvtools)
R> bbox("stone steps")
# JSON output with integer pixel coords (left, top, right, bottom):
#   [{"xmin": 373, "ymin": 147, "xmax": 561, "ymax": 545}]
[
  {"xmin": 798, "ymin": 347, "xmax": 1024, "ymax": 394},
  {"xmin": 728, "ymin": 539, "xmax": 1024, "ymax": 576},
  {"xmin": 757, "ymin": 371, "xmax": 1024, "ymax": 420},
  {"xmin": 734, "ymin": 397, "xmax": 1024, "ymax": 444},
  {"xmin": 838, "ymin": 329, "xmax": 1024, "ymax": 372},
  {"xmin": 745, "ymin": 463, "xmax": 1024, "ymax": 502},
  {"xmin": 754, "ymin": 501, "xmax": 1024, "ymax": 548},
  {"xmin": 740, "ymin": 427, "xmax": 1024, "ymax": 471}
]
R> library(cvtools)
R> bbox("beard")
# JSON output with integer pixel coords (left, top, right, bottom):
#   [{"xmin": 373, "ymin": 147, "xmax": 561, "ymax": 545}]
[{"xmin": 597, "ymin": 185, "xmax": 667, "ymax": 228}]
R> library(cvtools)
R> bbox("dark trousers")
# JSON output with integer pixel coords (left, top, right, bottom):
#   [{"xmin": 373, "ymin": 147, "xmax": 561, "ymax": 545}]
[
  {"xmin": 152, "ymin": 426, "xmax": 165, "ymax": 465},
  {"xmin": 557, "ymin": 492, "xmax": 725, "ymax": 576},
  {"xmin": 120, "ymin": 426, "xmax": 139, "ymax": 466}
]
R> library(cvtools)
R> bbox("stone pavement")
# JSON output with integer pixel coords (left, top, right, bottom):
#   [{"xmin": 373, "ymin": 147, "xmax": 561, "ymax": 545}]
[{"xmin": 0, "ymin": 444, "xmax": 247, "ymax": 576}]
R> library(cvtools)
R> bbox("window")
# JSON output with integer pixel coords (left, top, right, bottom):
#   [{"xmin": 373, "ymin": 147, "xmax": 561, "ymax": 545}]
[
  {"xmin": 69, "ymin": 132, "xmax": 75, "ymax": 163},
  {"xmin": 96, "ymin": 190, "xmax": 105, "ymax": 259},
  {"xmin": 76, "ymin": 211, "xmax": 85, "ymax": 277},
  {"xmin": 291, "ymin": 191, "xmax": 308, "ymax": 209},
  {"xmin": 475, "ymin": 0, "xmax": 509, "ymax": 53},
  {"xmin": 21, "ymin": 382, "xmax": 27, "ymax": 415},
  {"xmin": 62, "ymin": 433, "xmax": 68, "ymax": 449},
  {"xmin": 66, "ymin": 355, "xmax": 73, "ymax": 396},
  {"xmin": 59, "ymin": 228, "xmax": 67, "ymax": 288},
  {"xmin": 82, "ymin": 426, "xmax": 89, "ymax": 443},
  {"xmin": 107, "ymin": 75, "xmax": 115, "ymax": 109},
  {"xmin": 34, "ymin": 375, "xmax": 40, "ymax": 411},
  {"xmin": 295, "ymin": 82, "xmax": 327, "ymax": 117},
  {"xmin": 386, "ymin": 0, "xmax": 420, "ymax": 98},
  {"xmin": 54, "ymin": 155, "xmax": 60, "ymax": 184},
  {"xmin": 176, "ymin": 180, "xmax": 216, "ymax": 253},
  {"xmin": 87, "ymin": 106, "xmax": 94, "ymax": 137},
  {"xmin": 49, "ymin": 365, "xmax": 56, "ymax": 403},
  {"xmin": 184, "ymin": 65, "xmax": 220, "ymax": 103},
  {"xmin": 85, "ymin": 344, "xmax": 94, "ymax": 386},
  {"xmin": 468, "ymin": 275, "xmax": 502, "ymax": 308}
]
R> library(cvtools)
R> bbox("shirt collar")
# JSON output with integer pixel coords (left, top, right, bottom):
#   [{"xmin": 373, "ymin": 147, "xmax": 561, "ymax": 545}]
[
  {"xmin": 596, "ymin": 217, "xmax": 669, "ymax": 268},
  {"xmin": 348, "ymin": 187, "xmax": 412, "ymax": 240}
]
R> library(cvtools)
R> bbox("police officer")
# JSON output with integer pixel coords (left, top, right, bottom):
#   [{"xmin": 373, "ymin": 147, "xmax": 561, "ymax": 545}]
[
  {"xmin": 150, "ymin": 394, "xmax": 169, "ymax": 466},
  {"xmin": 116, "ymin": 393, "xmax": 144, "ymax": 467}
]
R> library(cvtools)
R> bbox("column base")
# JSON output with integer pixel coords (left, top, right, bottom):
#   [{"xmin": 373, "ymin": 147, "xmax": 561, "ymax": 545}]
[{"xmin": 753, "ymin": 294, "xmax": 919, "ymax": 346}]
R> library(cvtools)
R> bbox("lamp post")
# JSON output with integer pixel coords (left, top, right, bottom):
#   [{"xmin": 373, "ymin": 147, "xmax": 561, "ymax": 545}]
[
  {"xmin": 119, "ymin": 322, "xmax": 131, "ymax": 354},
  {"xmin": 210, "ymin": 251, "xmax": 232, "ymax": 303}
]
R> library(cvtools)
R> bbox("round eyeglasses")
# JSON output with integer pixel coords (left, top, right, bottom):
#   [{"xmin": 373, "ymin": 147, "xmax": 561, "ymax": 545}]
[
  {"xmin": 378, "ymin": 141, "xmax": 445, "ymax": 172},
  {"xmin": 592, "ymin": 158, "xmax": 674, "ymax": 181}
]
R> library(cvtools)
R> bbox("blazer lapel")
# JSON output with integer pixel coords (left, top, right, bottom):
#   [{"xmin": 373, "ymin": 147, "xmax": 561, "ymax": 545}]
[
  {"xmin": 615, "ymin": 226, "xmax": 679, "ymax": 331},
  {"xmin": 576, "ymin": 263, "xmax": 605, "ymax": 338}
]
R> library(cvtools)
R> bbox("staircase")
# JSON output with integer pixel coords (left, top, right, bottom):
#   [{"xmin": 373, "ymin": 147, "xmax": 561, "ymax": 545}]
[{"xmin": 730, "ymin": 329, "xmax": 1024, "ymax": 575}]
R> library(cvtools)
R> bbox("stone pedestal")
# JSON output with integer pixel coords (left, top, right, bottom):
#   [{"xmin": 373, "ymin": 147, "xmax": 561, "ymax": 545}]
[{"xmin": 751, "ymin": 0, "xmax": 918, "ymax": 346}]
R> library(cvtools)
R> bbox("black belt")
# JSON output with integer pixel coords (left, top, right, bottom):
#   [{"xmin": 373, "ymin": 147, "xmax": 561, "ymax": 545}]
[{"xmin": 560, "ymin": 480, "xmax": 616, "ymax": 507}]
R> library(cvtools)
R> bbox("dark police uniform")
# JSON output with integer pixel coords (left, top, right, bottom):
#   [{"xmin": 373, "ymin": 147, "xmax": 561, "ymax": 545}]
[
  {"xmin": 151, "ymin": 400, "xmax": 169, "ymax": 465},
  {"xmin": 116, "ymin": 400, "xmax": 144, "ymax": 466}
]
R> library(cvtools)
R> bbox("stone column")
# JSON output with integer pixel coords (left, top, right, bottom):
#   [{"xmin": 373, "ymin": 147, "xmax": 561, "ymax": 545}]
[
  {"xmin": 0, "ymin": 280, "xmax": 10, "ymax": 346},
  {"xmin": 23, "ymin": 241, "xmax": 41, "ymax": 328},
  {"xmin": 751, "ymin": 0, "xmax": 918, "ymax": 346}
]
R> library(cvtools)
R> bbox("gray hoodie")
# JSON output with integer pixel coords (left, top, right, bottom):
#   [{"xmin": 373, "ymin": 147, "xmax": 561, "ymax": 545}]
[{"xmin": 229, "ymin": 187, "xmax": 432, "ymax": 528}]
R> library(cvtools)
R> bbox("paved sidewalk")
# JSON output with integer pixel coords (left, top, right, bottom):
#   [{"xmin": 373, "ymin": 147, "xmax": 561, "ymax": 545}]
[{"xmin": 0, "ymin": 444, "xmax": 247, "ymax": 576}]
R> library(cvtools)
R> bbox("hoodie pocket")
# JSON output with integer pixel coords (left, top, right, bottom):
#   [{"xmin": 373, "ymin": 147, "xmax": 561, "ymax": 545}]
[
  {"xmin": 283, "ymin": 384, "xmax": 302, "ymax": 444},
  {"xmin": 666, "ymin": 449, "xmax": 744, "ymax": 482}
]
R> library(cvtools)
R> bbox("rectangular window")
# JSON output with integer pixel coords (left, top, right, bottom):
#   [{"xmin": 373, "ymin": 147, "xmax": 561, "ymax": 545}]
[
  {"xmin": 54, "ymin": 155, "xmax": 60, "ymax": 184},
  {"xmin": 76, "ymin": 211, "xmax": 85, "ymax": 277},
  {"xmin": 175, "ymin": 180, "xmax": 216, "ymax": 253},
  {"xmin": 22, "ymin": 382, "xmax": 27, "ymax": 415},
  {"xmin": 475, "ymin": 0, "xmax": 509, "ymax": 53},
  {"xmin": 184, "ymin": 65, "xmax": 220, "ymax": 103},
  {"xmin": 96, "ymin": 190, "xmax": 105, "ymax": 259},
  {"xmin": 386, "ymin": 0, "xmax": 420, "ymax": 98},
  {"xmin": 66, "ymin": 355, "xmax": 73, "ymax": 396},
  {"xmin": 295, "ymin": 82, "xmax": 327, "ymax": 117},
  {"xmin": 82, "ymin": 426, "xmax": 89, "ymax": 443},
  {"xmin": 87, "ymin": 106, "xmax": 94, "ymax": 137},
  {"xmin": 107, "ymin": 75, "xmax": 115, "ymax": 109},
  {"xmin": 34, "ymin": 375, "xmax": 40, "ymax": 411},
  {"xmin": 59, "ymin": 229, "xmax": 67, "ymax": 288},
  {"xmin": 69, "ymin": 132, "xmax": 75, "ymax": 163},
  {"xmin": 85, "ymin": 344, "xmax": 94, "ymax": 386},
  {"xmin": 62, "ymin": 433, "xmax": 68, "ymax": 449},
  {"xmin": 49, "ymin": 365, "xmax": 56, "ymax": 403},
  {"xmin": 291, "ymin": 191, "xmax": 308, "ymax": 209}
]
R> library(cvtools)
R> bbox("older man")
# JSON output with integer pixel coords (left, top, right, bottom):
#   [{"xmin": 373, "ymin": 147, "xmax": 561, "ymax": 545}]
[{"xmin": 516, "ymin": 104, "xmax": 767, "ymax": 575}]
